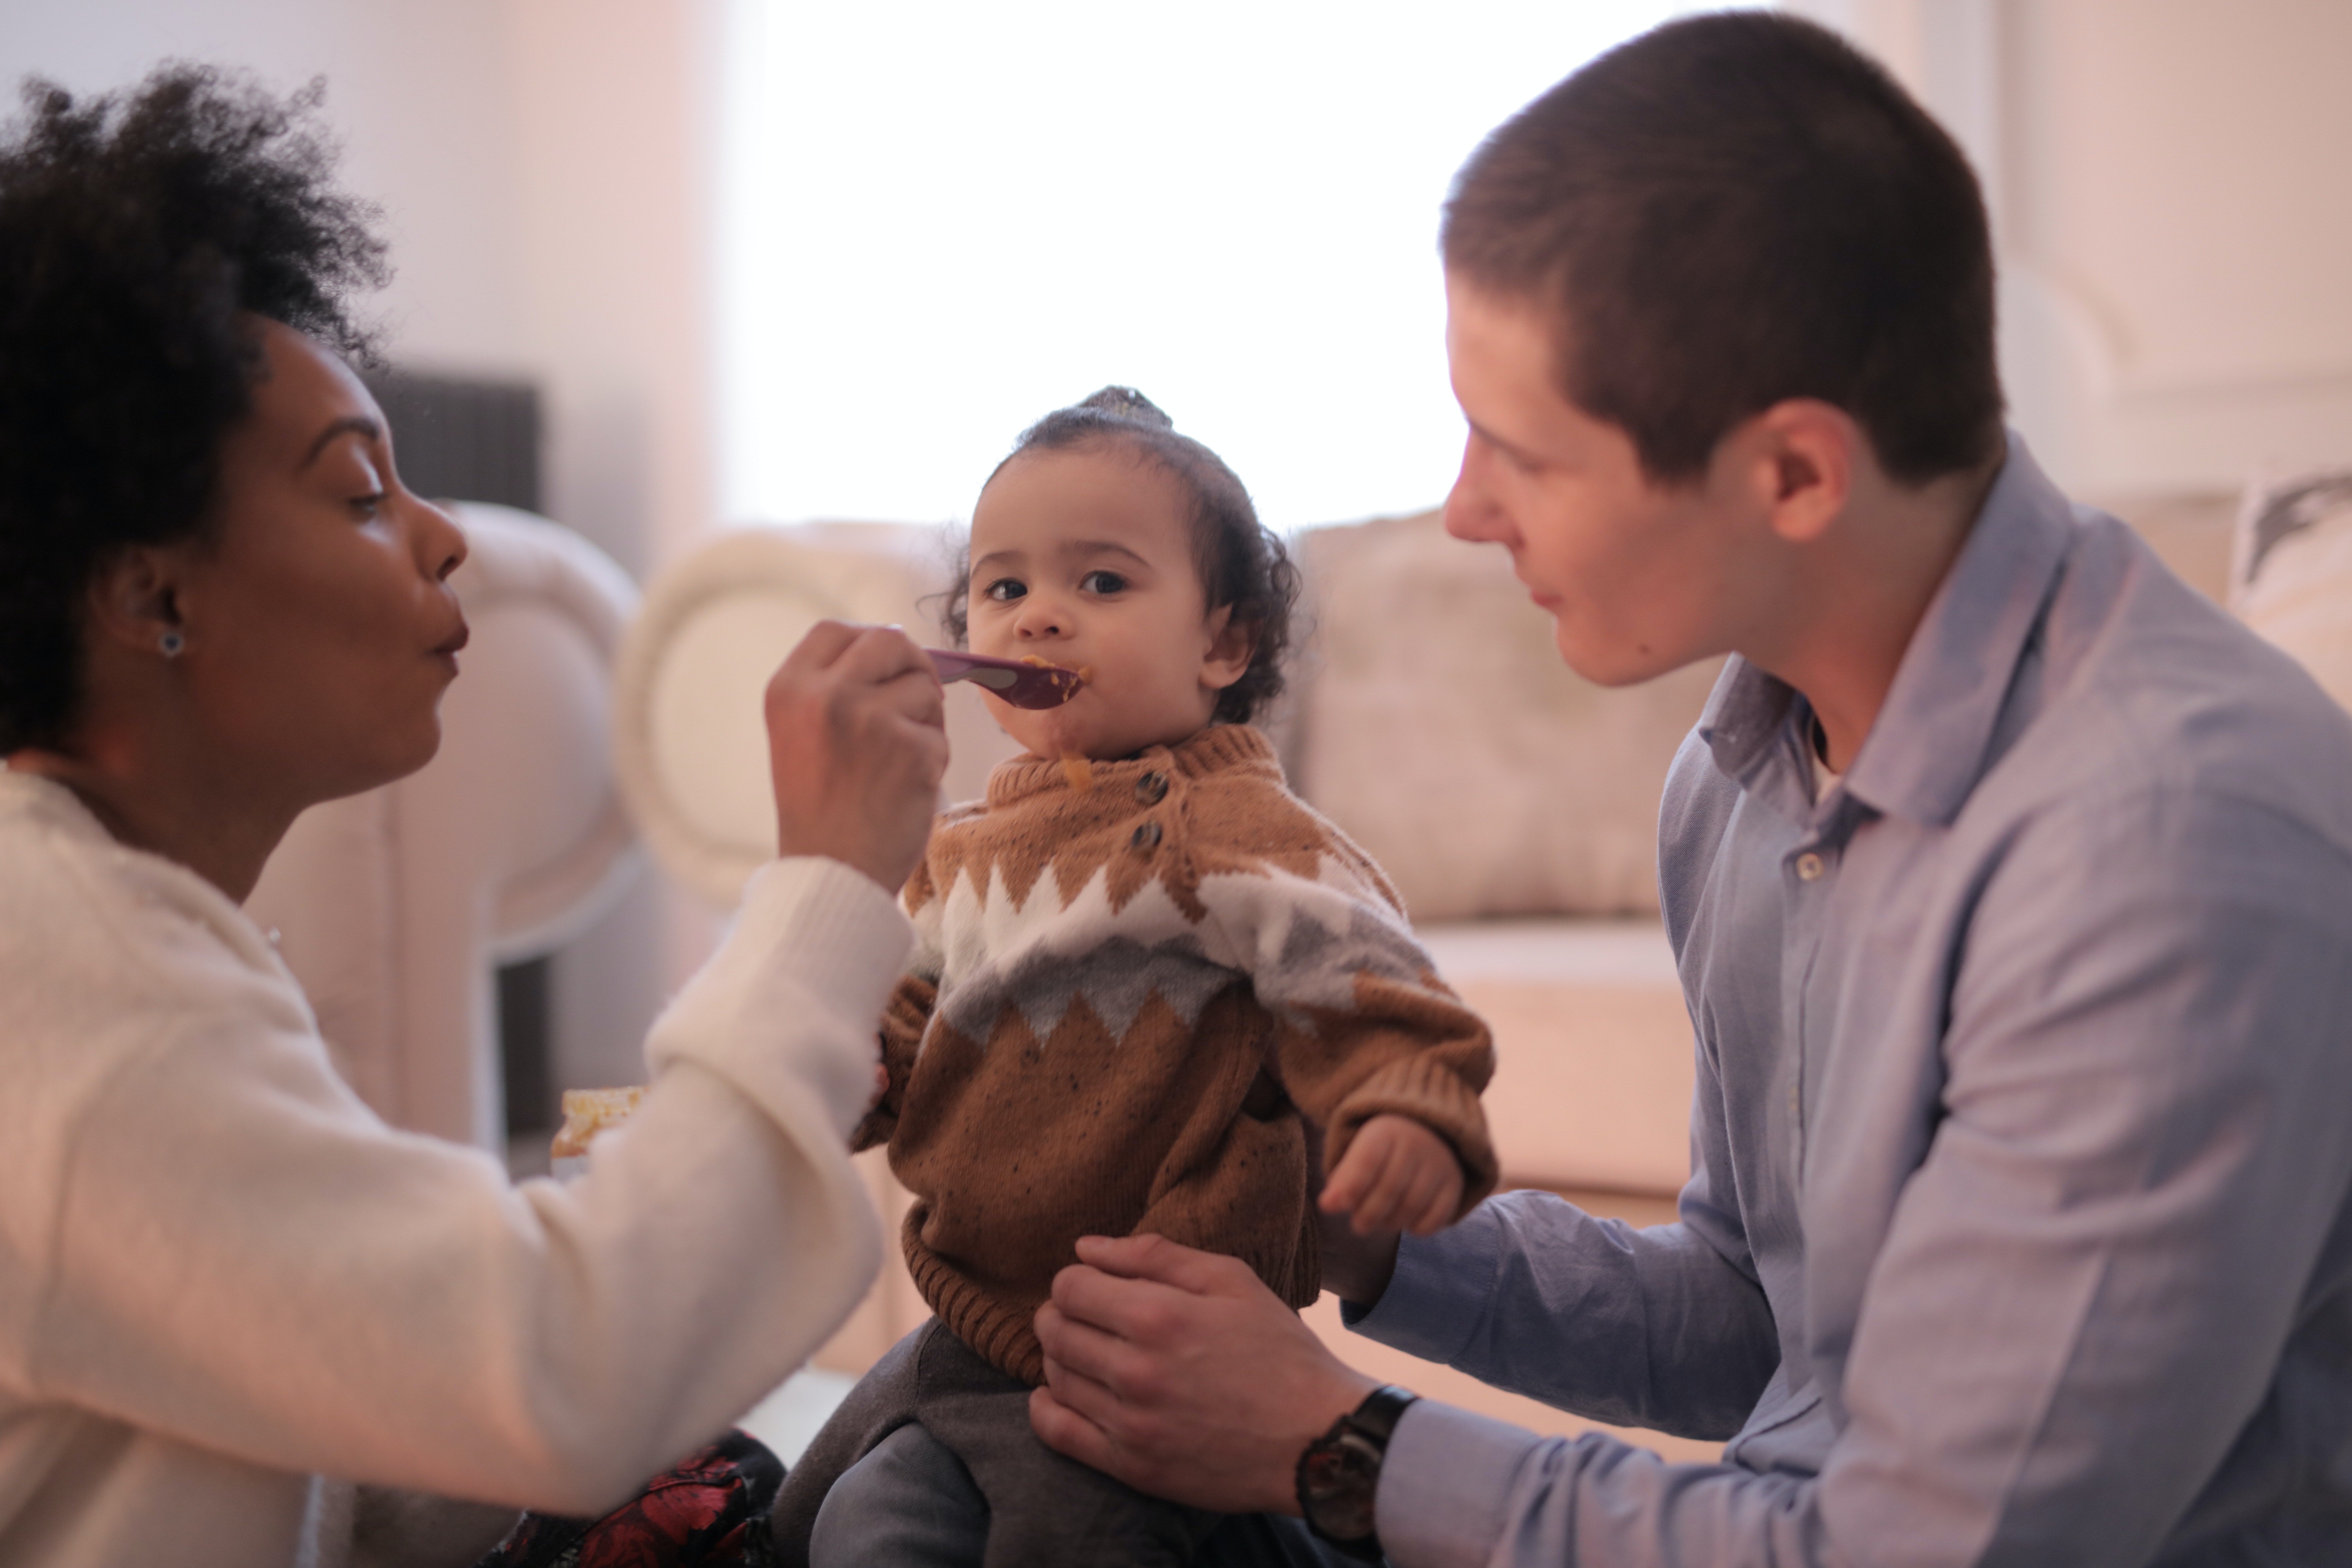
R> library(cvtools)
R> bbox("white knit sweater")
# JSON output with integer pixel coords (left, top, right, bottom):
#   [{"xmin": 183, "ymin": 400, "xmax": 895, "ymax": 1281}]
[{"xmin": 0, "ymin": 771, "xmax": 904, "ymax": 1567}]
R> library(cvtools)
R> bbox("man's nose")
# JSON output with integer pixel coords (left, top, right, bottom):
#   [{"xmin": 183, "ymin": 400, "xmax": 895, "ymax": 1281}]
[{"xmin": 1443, "ymin": 439, "xmax": 1504, "ymax": 543}]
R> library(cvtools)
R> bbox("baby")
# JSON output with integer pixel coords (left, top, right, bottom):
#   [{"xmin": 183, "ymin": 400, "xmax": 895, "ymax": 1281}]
[{"xmin": 771, "ymin": 388, "xmax": 1497, "ymax": 1566}]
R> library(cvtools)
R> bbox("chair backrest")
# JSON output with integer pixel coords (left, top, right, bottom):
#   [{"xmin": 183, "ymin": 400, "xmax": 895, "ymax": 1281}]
[
  {"xmin": 613, "ymin": 523, "xmax": 1018, "ymax": 910},
  {"xmin": 246, "ymin": 503, "xmax": 641, "ymax": 1148}
]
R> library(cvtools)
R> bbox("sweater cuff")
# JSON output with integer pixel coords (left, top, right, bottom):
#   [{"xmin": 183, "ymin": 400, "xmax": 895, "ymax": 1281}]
[
  {"xmin": 646, "ymin": 856, "xmax": 913, "ymax": 1143},
  {"xmin": 1375, "ymin": 1399, "xmax": 1544, "ymax": 1568},
  {"xmin": 1331, "ymin": 1054, "xmax": 1501, "ymax": 1211}
]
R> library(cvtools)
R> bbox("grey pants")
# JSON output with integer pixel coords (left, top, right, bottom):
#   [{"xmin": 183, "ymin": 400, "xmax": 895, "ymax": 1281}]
[{"xmin": 770, "ymin": 1320, "xmax": 1226, "ymax": 1567}]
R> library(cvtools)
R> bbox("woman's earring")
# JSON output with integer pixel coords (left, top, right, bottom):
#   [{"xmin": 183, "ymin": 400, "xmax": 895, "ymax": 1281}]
[{"xmin": 158, "ymin": 629, "xmax": 186, "ymax": 659}]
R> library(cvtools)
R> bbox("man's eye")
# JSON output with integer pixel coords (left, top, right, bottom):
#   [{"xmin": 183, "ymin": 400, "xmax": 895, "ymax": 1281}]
[
  {"xmin": 1079, "ymin": 570, "xmax": 1127, "ymax": 595},
  {"xmin": 983, "ymin": 577, "xmax": 1026, "ymax": 602},
  {"xmin": 350, "ymin": 492, "xmax": 386, "ymax": 520}
]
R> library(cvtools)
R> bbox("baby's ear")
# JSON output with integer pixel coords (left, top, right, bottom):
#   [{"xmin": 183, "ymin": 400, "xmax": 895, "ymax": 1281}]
[{"xmin": 1200, "ymin": 604, "xmax": 1255, "ymax": 692}]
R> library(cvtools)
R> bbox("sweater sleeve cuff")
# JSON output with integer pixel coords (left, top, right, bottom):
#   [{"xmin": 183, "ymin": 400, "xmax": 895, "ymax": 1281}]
[
  {"xmin": 1341, "ymin": 1199, "xmax": 1505, "ymax": 1365},
  {"xmin": 1375, "ymin": 1399, "xmax": 1542, "ymax": 1568},
  {"xmin": 645, "ymin": 856, "xmax": 913, "ymax": 1143}
]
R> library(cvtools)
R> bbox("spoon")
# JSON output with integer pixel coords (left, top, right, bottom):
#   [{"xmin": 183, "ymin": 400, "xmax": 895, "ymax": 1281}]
[{"xmin": 925, "ymin": 649, "xmax": 1085, "ymax": 708}]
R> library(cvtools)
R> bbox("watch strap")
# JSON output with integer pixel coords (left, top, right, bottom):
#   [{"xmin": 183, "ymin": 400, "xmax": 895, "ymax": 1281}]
[{"xmin": 1297, "ymin": 1385, "xmax": 1419, "ymax": 1561}]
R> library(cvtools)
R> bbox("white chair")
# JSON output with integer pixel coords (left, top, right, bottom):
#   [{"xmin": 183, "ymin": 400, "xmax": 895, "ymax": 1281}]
[{"xmin": 246, "ymin": 502, "xmax": 642, "ymax": 1150}]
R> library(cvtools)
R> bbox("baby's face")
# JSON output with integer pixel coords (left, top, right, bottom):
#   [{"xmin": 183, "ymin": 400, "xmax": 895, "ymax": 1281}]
[{"xmin": 965, "ymin": 444, "xmax": 1250, "ymax": 761}]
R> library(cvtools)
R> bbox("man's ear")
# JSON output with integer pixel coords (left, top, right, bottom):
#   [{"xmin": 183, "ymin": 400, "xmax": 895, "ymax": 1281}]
[
  {"xmin": 83, "ymin": 545, "xmax": 188, "ymax": 658},
  {"xmin": 1741, "ymin": 399, "xmax": 1856, "ymax": 547},
  {"xmin": 1200, "ymin": 604, "xmax": 1255, "ymax": 693}
]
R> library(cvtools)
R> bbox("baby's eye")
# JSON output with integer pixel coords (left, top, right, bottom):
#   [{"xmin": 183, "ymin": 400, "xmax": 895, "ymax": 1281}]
[
  {"xmin": 982, "ymin": 577, "xmax": 1027, "ymax": 603},
  {"xmin": 1079, "ymin": 569, "xmax": 1128, "ymax": 595}
]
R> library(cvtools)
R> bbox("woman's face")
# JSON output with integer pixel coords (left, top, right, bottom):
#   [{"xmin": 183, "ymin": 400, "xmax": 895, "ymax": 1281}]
[{"xmin": 167, "ymin": 319, "xmax": 469, "ymax": 805}]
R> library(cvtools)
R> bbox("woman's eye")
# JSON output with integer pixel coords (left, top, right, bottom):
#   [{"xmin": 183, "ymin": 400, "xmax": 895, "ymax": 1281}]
[
  {"xmin": 1079, "ymin": 570, "xmax": 1127, "ymax": 595},
  {"xmin": 350, "ymin": 492, "xmax": 386, "ymax": 520},
  {"xmin": 982, "ymin": 577, "xmax": 1026, "ymax": 602}
]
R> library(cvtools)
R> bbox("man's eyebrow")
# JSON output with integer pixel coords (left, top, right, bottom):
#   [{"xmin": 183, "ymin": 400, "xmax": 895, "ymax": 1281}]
[
  {"xmin": 1467, "ymin": 418, "xmax": 1540, "ymax": 467},
  {"xmin": 300, "ymin": 415, "xmax": 383, "ymax": 469}
]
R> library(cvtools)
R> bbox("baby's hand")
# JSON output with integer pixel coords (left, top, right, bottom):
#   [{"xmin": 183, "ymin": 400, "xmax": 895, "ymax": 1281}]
[{"xmin": 1318, "ymin": 1115, "xmax": 1464, "ymax": 1238}]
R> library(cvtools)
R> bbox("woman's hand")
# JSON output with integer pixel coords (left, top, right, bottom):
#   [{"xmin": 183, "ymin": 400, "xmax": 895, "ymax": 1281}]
[
  {"xmin": 1030, "ymin": 1234, "xmax": 1375, "ymax": 1515},
  {"xmin": 763, "ymin": 622, "xmax": 948, "ymax": 892},
  {"xmin": 1320, "ymin": 1114, "xmax": 1462, "ymax": 1238}
]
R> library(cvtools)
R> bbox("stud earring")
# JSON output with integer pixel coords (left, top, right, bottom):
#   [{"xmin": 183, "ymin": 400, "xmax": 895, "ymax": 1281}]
[{"xmin": 158, "ymin": 629, "xmax": 186, "ymax": 658}]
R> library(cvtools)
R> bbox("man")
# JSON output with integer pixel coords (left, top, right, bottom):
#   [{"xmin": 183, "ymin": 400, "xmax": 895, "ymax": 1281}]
[{"xmin": 1027, "ymin": 13, "xmax": 2352, "ymax": 1565}]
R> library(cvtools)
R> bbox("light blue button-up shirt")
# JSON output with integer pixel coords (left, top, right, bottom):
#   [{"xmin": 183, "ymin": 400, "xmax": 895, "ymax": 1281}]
[{"xmin": 1354, "ymin": 440, "xmax": 2352, "ymax": 1566}]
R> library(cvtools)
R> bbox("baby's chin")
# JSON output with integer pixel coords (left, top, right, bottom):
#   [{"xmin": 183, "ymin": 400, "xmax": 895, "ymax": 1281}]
[{"xmin": 997, "ymin": 701, "xmax": 1197, "ymax": 763}]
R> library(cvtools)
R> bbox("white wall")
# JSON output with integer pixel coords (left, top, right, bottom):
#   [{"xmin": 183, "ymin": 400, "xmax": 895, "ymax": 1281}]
[
  {"xmin": 1791, "ymin": 0, "xmax": 2352, "ymax": 497},
  {"xmin": 0, "ymin": 0, "xmax": 719, "ymax": 1093}
]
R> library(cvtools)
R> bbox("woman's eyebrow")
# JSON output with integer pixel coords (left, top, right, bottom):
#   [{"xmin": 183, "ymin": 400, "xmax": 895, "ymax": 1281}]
[{"xmin": 299, "ymin": 414, "xmax": 383, "ymax": 469}]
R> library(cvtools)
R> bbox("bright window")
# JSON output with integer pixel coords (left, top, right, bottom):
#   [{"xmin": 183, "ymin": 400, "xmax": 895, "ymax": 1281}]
[{"xmin": 716, "ymin": 1, "xmax": 1705, "ymax": 531}]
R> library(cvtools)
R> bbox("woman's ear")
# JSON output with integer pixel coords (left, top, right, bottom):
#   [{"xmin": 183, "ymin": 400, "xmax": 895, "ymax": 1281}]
[
  {"xmin": 84, "ymin": 545, "xmax": 188, "ymax": 658},
  {"xmin": 1200, "ymin": 604, "xmax": 1255, "ymax": 693}
]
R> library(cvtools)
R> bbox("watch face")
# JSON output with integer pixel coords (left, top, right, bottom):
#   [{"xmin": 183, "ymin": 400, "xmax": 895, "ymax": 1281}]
[{"xmin": 1301, "ymin": 1431, "xmax": 1383, "ymax": 1541}]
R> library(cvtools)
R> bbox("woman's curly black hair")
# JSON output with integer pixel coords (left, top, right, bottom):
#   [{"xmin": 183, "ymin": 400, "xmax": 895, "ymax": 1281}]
[
  {"xmin": 0, "ymin": 66, "xmax": 388, "ymax": 752},
  {"xmin": 944, "ymin": 387, "xmax": 1301, "ymax": 727}
]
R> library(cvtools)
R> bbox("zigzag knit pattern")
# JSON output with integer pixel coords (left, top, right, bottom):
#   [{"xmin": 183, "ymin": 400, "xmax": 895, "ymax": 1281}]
[{"xmin": 856, "ymin": 724, "xmax": 1497, "ymax": 1385}]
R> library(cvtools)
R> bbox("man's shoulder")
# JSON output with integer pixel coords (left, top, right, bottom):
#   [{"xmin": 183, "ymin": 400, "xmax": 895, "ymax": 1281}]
[{"xmin": 1997, "ymin": 508, "xmax": 2352, "ymax": 853}]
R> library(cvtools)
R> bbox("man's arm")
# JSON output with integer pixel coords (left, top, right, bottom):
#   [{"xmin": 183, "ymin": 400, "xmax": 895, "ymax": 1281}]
[{"xmin": 1033, "ymin": 786, "xmax": 2352, "ymax": 1566}]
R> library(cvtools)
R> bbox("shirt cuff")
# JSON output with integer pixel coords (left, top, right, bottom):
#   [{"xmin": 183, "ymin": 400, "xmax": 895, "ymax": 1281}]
[
  {"xmin": 646, "ymin": 856, "xmax": 913, "ymax": 1142},
  {"xmin": 1375, "ymin": 1399, "xmax": 1543, "ymax": 1568},
  {"xmin": 1342, "ymin": 1198, "xmax": 1505, "ymax": 1364}
]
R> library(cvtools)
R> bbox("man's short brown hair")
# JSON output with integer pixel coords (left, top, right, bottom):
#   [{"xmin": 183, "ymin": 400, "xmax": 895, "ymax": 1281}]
[{"xmin": 1443, "ymin": 11, "xmax": 2002, "ymax": 487}]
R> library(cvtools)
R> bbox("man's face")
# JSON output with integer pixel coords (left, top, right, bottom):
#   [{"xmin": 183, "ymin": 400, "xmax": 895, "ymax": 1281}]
[{"xmin": 1442, "ymin": 273, "xmax": 1765, "ymax": 688}]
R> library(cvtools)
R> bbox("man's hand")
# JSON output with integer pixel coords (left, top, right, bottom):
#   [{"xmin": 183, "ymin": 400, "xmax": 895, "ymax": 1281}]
[
  {"xmin": 1030, "ymin": 1234, "xmax": 1375, "ymax": 1515},
  {"xmin": 1321, "ymin": 1114, "xmax": 1462, "ymax": 1238},
  {"xmin": 763, "ymin": 621, "xmax": 948, "ymax": 892}
]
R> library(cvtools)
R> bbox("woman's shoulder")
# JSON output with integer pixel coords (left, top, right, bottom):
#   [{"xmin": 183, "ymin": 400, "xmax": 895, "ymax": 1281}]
[{"xmin": 0, "ymin": 770, "xmax": 307, "ymax": 1035}]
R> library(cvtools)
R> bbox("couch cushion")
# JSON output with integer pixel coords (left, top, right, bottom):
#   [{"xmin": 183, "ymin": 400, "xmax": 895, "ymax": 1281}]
[
  {"xmin": 1288, "ymin": 510, "xmax": 1720, "ymax": 921},
  {"xmin": 1419, "ymin": 917, "xmax": 1692, "ymax": 1196}
]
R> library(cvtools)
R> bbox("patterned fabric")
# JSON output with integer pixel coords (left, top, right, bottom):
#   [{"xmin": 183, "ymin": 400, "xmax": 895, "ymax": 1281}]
[
  {"xmin": 855, "ymin": 724, "xmax": 1497, "ymax": 1384},
  {"xmin": 473, "ymin": 1431, "xmax": 783, "ymax": 1568}
]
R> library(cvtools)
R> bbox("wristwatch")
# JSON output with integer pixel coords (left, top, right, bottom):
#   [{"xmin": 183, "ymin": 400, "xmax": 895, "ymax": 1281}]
[{"xmin": 1296, "ymin": 1384, "xmax": 1418, "ymax": 1561}]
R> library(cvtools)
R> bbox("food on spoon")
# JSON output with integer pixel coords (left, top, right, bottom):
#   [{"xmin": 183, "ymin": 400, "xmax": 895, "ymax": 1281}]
[
  {"xmin": 1060, "ymin": 754, "xmax": 1096, "ymax": 792},
  {"xmin": 1019, "ymin": 654, "xmax": 1093, "ymax": 689},
  {"xmin": 550, "ymin": 1085, "xmax": 646, "ymax": 1158}
]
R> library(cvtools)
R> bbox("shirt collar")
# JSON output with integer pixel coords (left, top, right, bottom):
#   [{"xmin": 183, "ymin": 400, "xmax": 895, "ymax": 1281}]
[{"xmin": 1698, "ymin": 432, "xmax": 2076, "ymax": 827}]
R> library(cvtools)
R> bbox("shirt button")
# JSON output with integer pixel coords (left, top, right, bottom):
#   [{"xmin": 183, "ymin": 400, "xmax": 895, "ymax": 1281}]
[
  {"xmin": 1136, "ymin": 771, "xmax": 1169, "ymax": 805},
  {"xmin": 1795, "ymin": 852, "xmax": 1826, "ymax": 882},
  {"xmin": 1130, "ymin": 820, "xmax": 1163, "ymax": 853}
]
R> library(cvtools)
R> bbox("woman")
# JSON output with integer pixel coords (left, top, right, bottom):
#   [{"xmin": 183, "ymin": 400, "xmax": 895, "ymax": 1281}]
[{"xmin": 0, "ymin": 67, "xmax": 946, "ymax": 1567}]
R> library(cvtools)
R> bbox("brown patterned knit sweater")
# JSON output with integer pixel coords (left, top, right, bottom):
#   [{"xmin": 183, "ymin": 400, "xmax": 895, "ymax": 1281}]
[{"xmin": 854, "ymin": 724, "xmax": 1497, "ymax": 1385}]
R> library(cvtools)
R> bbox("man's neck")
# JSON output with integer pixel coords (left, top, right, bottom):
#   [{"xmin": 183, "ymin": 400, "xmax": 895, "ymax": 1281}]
[{"xmin": 1752, "ymin": 459, "xmax": 2000, "ymax": 774}]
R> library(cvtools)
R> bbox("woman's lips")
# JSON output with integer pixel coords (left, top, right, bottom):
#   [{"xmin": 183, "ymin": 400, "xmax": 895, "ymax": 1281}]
[{"xmin": 432, "ymin": 622, "xmax": 471, "ymax": 657}]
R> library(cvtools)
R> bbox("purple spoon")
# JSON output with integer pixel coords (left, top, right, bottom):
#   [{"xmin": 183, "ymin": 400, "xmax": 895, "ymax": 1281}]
[{"xmin": 926, "ymin": 648, "xmax": 1085, "ymax": 709}]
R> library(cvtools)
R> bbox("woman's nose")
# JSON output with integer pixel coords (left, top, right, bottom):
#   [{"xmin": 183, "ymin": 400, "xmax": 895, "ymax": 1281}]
[{"xmin": 414, "ymin": 497, "xmax": 469, "ymax": 583}]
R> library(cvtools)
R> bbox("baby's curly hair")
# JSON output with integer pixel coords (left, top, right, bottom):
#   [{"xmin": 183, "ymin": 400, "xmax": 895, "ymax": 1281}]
[
  {"xmin": 0, "ymin": 66, "xmax": 388, "ymax": 752},
  {"xmin": 944, "ymin": 387, "xmax": 1301, "ymax": 727}
]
